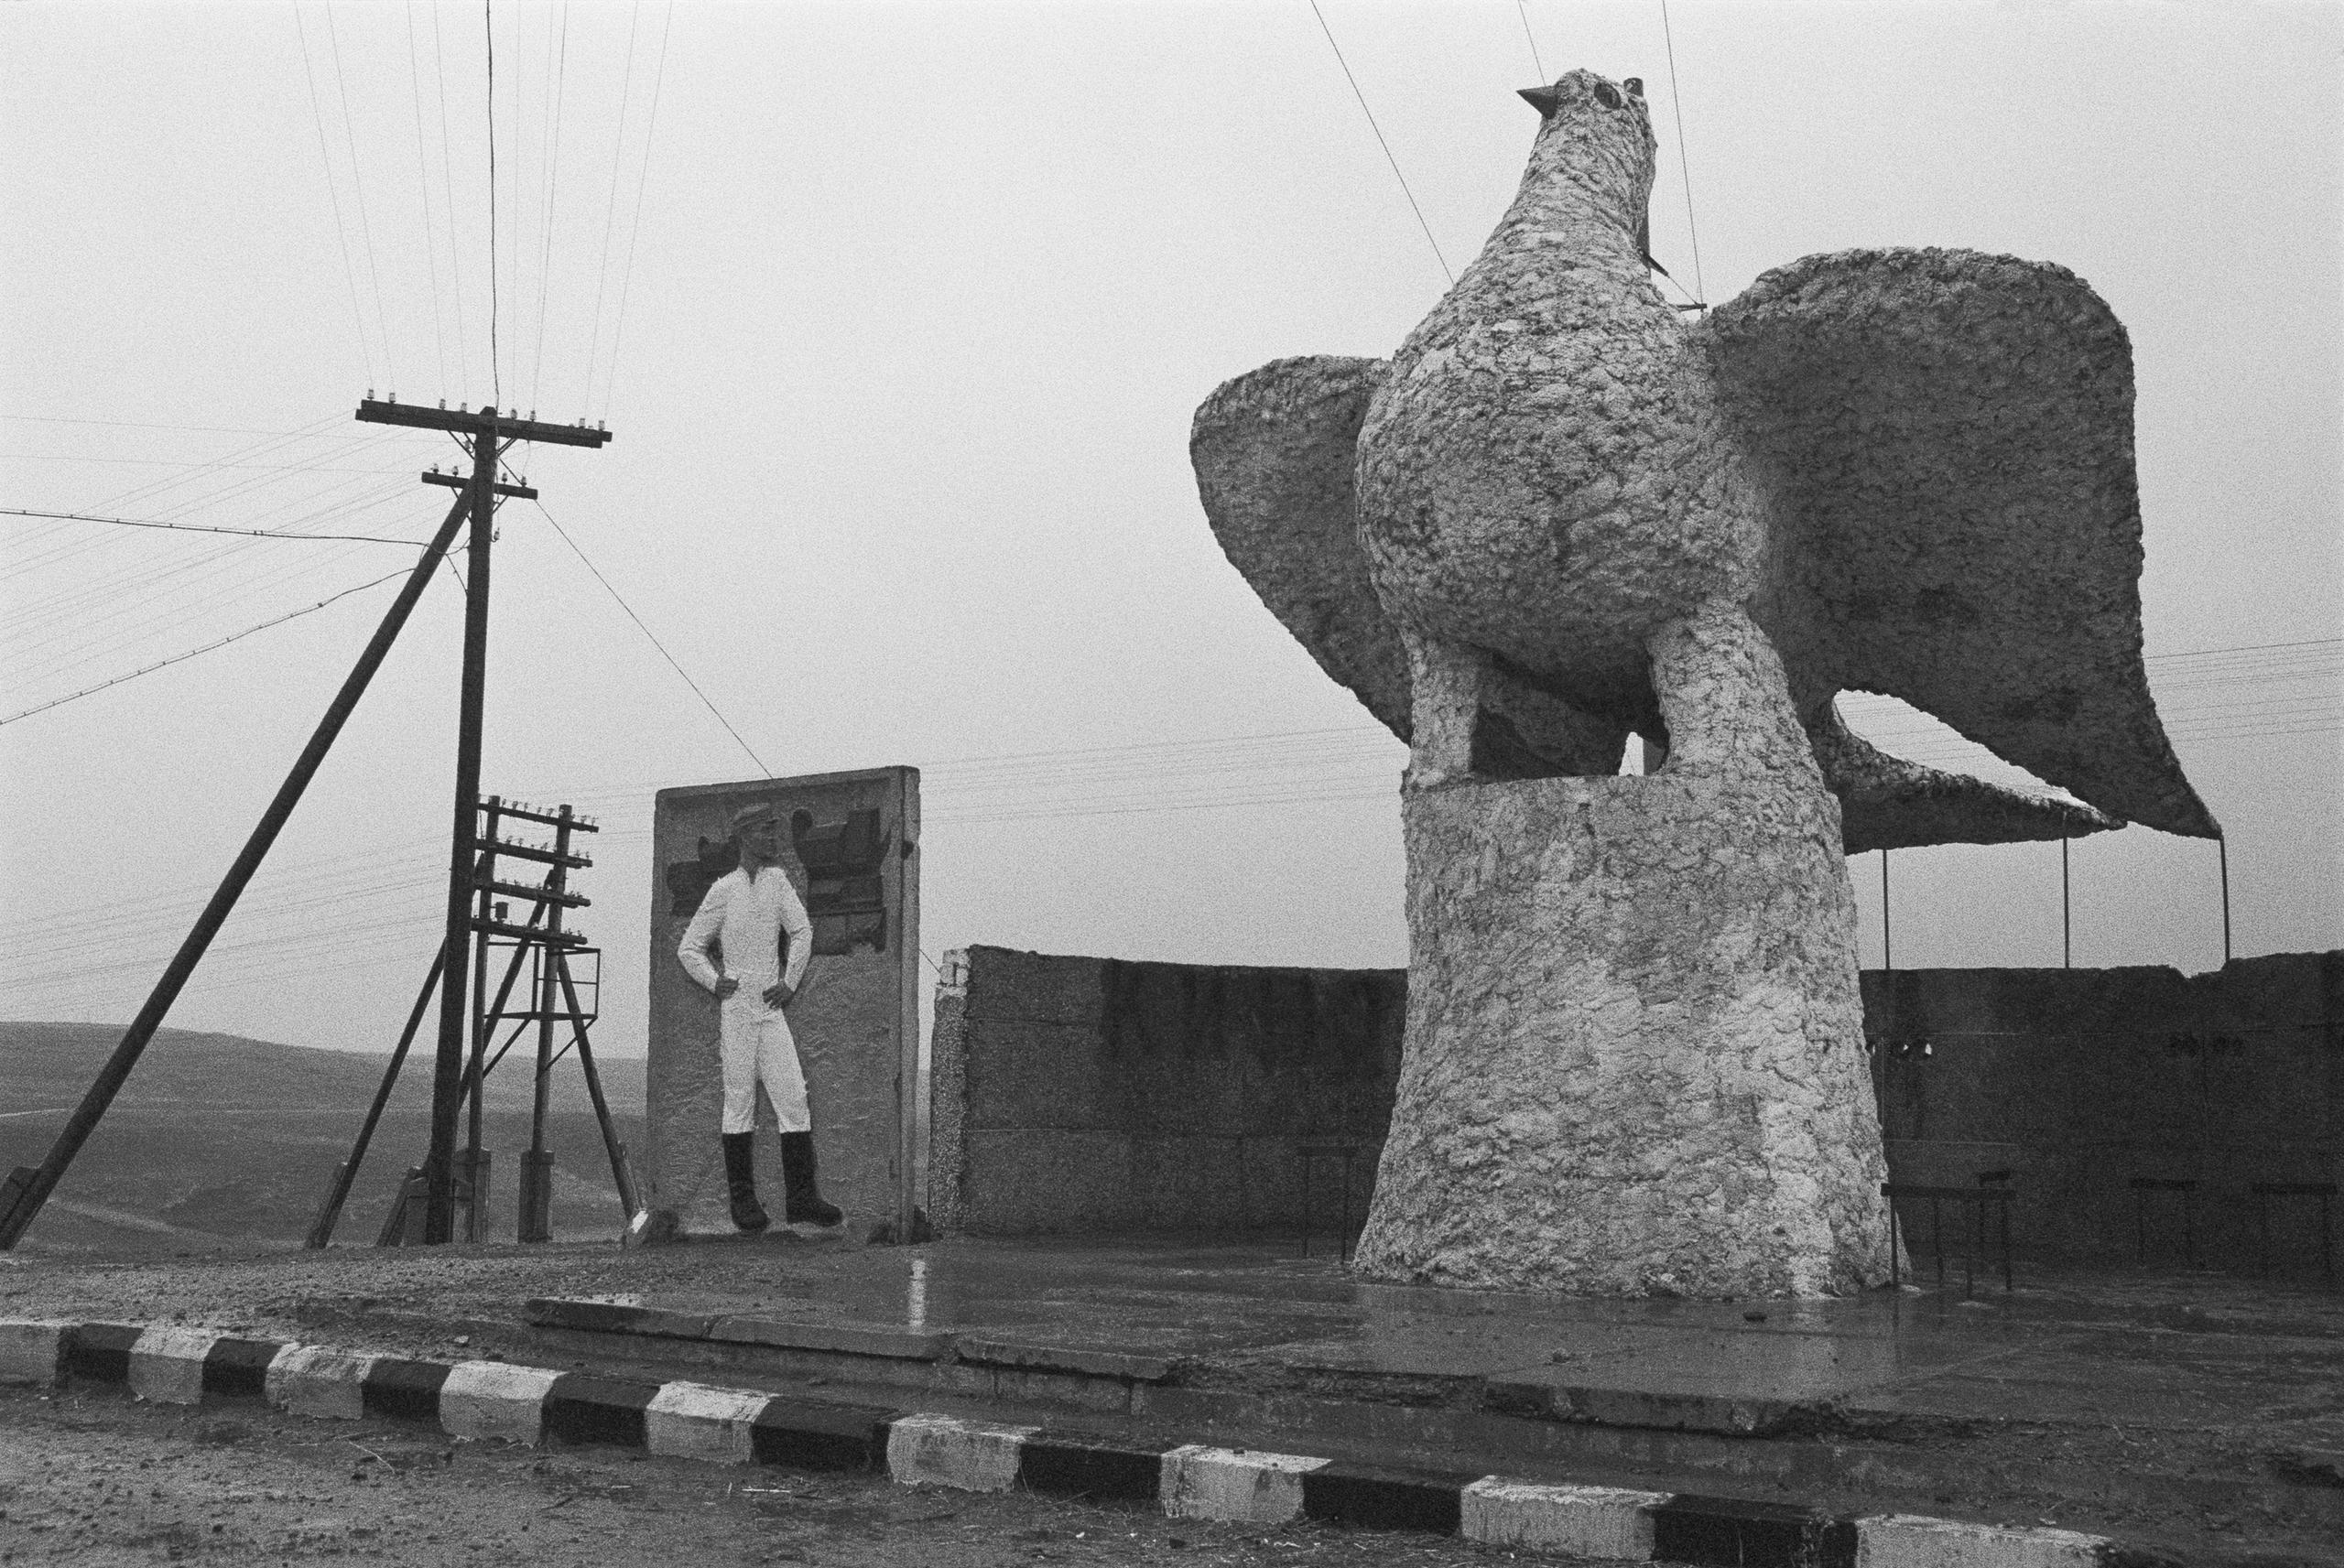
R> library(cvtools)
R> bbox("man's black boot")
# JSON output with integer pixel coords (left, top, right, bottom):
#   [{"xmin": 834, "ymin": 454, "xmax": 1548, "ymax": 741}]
[
  {"xmin": 722, "ymin": 1132, "xmax": 770, "ymax": 1233},
  {"xmin": 778, "ymin": 1131, "xmax": 842, "ymax": 1227}
]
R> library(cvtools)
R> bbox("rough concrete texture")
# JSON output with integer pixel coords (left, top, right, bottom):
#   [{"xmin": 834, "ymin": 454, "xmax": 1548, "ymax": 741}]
[
  {"xmin": 1192, "ymin": 67, "xmax": 2217, "ymax": 1294},
  {"xmin": 928, "ymin": 945, "xmax": 2339, "ymax": 1275},
  {"xmin": 926, "ymin": 946, "xmax": 1404, "ymax": 1237},
  {"xmin": 1459, "ymin": 1478, "xmax": 1668, "ymax": 1557},
  {"xmin": 884, "ymin": 1413, "xmax": 1037, "ymax": 1492},
  {"xmin": 1352, "ymin": 615, "xmax": 1892, "ymax": 1295},
  {"xmin": 1868, "ymin": 950, "xmax": 2342, "ymax": 1269},
  {"xmin": 645, "ymin": 1379, "xmax": 765, "ymax": 1463},
  {"xmin": 1191, "ymin": 67, "xmax": 2211, "ymax": 849},
  {"xmin": 266, "ymin": 1344, "xmax": 375, "ymax": 1420},
  {"xmin": 126, "ymin": 1324, "xmax": 216, "ymax": 1404},
  {"xmin": 645, "ymin": 768, "xmax": 920, "ymax": 1241},
  {"xmin": 1160, "ymin": 1445, "xmax": 1329, "ymax": 1524}
]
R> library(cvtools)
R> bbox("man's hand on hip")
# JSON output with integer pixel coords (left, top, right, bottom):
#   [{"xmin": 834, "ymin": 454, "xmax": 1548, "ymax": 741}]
[
  {"xmin": 713, "ymin": 976, "xmax": 740, "ymax": 1000},
  {"xmin": 763, "ymin": 982, "xmax": 796, "ymax": 1009}
]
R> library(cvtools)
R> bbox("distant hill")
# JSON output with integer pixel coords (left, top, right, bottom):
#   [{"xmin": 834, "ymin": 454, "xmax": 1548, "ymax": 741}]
[{"xmin": 0, "ymin": 1022, "xmax": 646, "ymax": 1258}]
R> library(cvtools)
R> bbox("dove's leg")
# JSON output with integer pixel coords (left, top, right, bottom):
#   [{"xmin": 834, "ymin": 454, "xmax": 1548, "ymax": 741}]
[
  {"xmin": 1643, "ymin": 602, "xmax": 1829, "ymax": 791},
  {"xmin": 1402, "ymin": 626, "xmax": 1628, "ymax": 786},
  {"xmin": 1400, "ymin": 628, "xmax": 1491, "ymax": 790}
]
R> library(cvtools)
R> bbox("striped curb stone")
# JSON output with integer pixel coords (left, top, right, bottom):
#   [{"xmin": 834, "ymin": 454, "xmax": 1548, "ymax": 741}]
[
  {"xmin": 1160, "ymin": 1444, "xmax": 1330, "ymax": 1523},
  {"xmin": 1303, "ymin": 1460, "xmax": 1470, "ymax": 1535},
  {"xmin": 1653, "ymin": 1493, "xmax": 1856, "ymax": 1568},
  {"xmin": 885, "ymin": 1412, "xmax": 1040, "ymax": 1492},
  {"xmin": 749, "ymin": 1397, "xmax": 893, "ymax": 1472},
  {"xmin": 543, "ymin": 1372, "xmax": 661, "ymax": 1450},
  {"xmin": 646, "ymin": 1379, "xmax": 769, "ymax": 1464},
  {"xmin": 0, "ymin": 1318, "xmax": 2143, "ymax": 1566},
  {"xmin": 1015, "ymin": 1431, "xmax": 1168, "ymax": 1501},
  {"xmin": 266, "ymin": 1346, "xmax": 379, "ymax": 1421},
  {"xmin": 1854, "ymin": 1515, "xmax": 2114, "ymax": 1568},
  {"xmin": 62, "ymin": 1323, "xmax": 144, "ymax": 1385},
  {"xmin": 359, "ymin": 1357, "xmax": 451, "ymax": 1422},
  {"xmin": 125, "ymin": 1325, "xmax": 221, "ymax": 1405},
  {"xmin": 0, "ymin": 1321, "xmax": 71, "ymax": 1387},
  {"xmin": 1460, "ymin": 1477, "xmax": 1675, "ymax": 1558},
  {"xmin": 438, "ymin": 1360, "xmax": 562, "ymax": 1444}
]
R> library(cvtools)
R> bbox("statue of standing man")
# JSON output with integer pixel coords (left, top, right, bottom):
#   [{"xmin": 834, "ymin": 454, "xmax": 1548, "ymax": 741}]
[{"xmin": 677, "ymin": 801, "xmax": 843, "ymax": 1233}]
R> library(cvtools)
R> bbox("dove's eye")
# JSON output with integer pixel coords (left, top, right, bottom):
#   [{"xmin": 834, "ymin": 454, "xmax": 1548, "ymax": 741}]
[{"xmin": 1593, "ymin": 82, "xmax": 1623, "ymax": 110}]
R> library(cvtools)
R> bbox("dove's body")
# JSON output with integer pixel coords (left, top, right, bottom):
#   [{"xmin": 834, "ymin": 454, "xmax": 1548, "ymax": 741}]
[
  {"xmin": 1358, "ymin": 73, "xmax": 1752, "ymax": 730},
  {"xmin": 1186, "ymin": 65, "xmax": 2217, "ymax": 1293}
]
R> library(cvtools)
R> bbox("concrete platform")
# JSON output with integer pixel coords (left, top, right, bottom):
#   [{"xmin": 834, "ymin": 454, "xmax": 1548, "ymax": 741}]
[{"xmin": 11, "ymin": 1233, "xmax": 2342, "ymax": 1563}]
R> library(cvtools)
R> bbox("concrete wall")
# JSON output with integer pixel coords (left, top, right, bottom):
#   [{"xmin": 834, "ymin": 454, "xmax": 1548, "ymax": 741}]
[
  {"xmin": 928, "ymin": 946, "xmax": 1403, "ymax": 1237},
  {"xmin": 929, "ymin": 946, "xmax": 2341, "ymax": 1271},
  {"xmin": 1868, "ymin": 952, "xmax": 2341, "ymax": 1271}
]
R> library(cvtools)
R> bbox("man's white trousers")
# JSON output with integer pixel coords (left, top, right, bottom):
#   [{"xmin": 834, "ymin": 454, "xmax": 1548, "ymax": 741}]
[{"xmin": 720, "ymin": 1002, "xmax": 809, "ymax": 1135}]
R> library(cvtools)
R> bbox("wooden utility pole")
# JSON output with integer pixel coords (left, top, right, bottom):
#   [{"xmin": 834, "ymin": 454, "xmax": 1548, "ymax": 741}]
[
  {"xmin": 354, "ymin": 400, "xmax": 610, "ymax": 1243},
  {"xmin": 0, "ymin": 398, "xmax": 609, "ymax": 1252}
]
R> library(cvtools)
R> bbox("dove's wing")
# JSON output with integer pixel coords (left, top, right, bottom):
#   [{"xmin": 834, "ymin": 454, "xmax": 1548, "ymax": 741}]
[
  {"xmin": 1701, "ymin": 248, "xmax": 2218, "ymax": 839},
  {"xmin": 1191, "ymin": 356, "xmax": 1411, "ymax": 739},
  {"xmin": 1807, "ymin": 703, "xmax": 2119, "ymax": 855}
]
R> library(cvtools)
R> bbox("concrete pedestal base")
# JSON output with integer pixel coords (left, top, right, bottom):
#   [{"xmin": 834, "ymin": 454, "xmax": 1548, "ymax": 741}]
[{"xmin": 1351, "ymin": 769, "xmax": 1892, "ymax": 1297}]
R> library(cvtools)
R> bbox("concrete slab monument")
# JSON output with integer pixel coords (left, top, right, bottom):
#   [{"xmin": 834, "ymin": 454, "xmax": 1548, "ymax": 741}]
[
  {"xmin": 1190, "ymin": 70, "xmax": 2217, "ymax": 1295},
  {"xmin": 646, "ymin": 768, "xmax": 921, "ymax": 1241}
]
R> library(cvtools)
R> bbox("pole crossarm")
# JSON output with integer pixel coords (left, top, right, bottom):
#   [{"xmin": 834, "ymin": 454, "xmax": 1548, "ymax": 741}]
[
  {"xmin": 358, "ymin": 399, "xmax": 611, "ymax": 448},
  {"xmin": 425, "ymin": 470, "xmax": 537, "ymax": 499},
  {"xmin": 474, "ymin": 877, "xmax": 591, "ymax": 909}
]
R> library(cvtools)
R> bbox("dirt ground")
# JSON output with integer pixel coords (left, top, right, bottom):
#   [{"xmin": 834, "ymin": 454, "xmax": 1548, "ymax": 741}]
[{"xmin": 0, "ymin": 1384, "xmax": 1615, "ymax": 1568}]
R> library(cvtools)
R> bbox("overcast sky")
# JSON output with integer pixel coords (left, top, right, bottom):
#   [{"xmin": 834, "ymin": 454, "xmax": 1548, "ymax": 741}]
[{"xmin": 3, "ymin": 0, "xmax": 2337, "ymax": 1072}]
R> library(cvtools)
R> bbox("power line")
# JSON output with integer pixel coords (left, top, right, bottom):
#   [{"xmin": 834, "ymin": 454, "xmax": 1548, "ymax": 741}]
[
  {"xmin": 528, "ymin": 3, "xmax": 571, "ymax": 415},
  {"xmin": 0, "ymin": 508, "xmax": 429, "ymax": 546},
  {"xmin": 1515, "ymin": 1, "xmax": 1546, "ymax": 79},
  {"xmin": 529, "ymin": 498, "xmax": 773, "ymax": 775},
  {"xmin": 484, "ymin": 0, "xmax": 502, "ymax": 406},
  {"xmin": 293, "ymin": 5, "xmax": 375, "ymax": 388},
  {"xmin": 0, "ymin": 568, "xmax": 416, "ymax": 729},
  {"xmin": 1656, "ymin": 0, "xmax": 1707, "ymax": 305},
  {"xmin": 582, "ymin": 1, "xmax": 645, "ymax": 417},
  {"xmin": 430, "ymin": 0, "xmax": 470, "ymax": 406},
  {"xmin": 325, "ymin": 1, "xmax": 398, "ymax": 392},
  {"xmin": 599, "ymin": 0, "xmax": 675, "ymax": 423},
  {"xmin": 404, "ymin": 0, "xmax": 450, "ymax": 397},
  {"xmin": 1306, "ymin": 0, "xmax": 1454, "ymax": 287}
]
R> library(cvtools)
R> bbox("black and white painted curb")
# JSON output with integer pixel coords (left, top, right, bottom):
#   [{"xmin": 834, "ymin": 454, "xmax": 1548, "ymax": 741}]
[{"xmin": 1, "ymin": 1319, "xmax": 2133, "ymax": 1568}]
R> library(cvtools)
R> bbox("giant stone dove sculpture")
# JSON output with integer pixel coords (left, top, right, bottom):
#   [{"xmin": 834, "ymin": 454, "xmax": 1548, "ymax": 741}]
[{"xmin": 1191, "ymin": 70, "xmax": 2217, "ymax": 1296}]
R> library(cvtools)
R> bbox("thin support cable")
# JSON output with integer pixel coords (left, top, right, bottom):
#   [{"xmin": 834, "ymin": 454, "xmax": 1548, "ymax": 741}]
[
  {"xmin": 1516, "ymin": 1, "xmax": 1546, "ymax": 79},
  {"xmin": 1306, "ymin": 0, "xmax": 1453, "ymax": 287},
  {"xmin": 293, "ymin": 5, "xmax": 375, "ymax": 389},
  {"xmin": 485, "ymin": 0, "xmax": 501, "ymax": 406},
  {"xmin": 0, "ymin": 568, "xmax": 414, "ymax": 728},
  {"xmin": 324, "ymin": 2, "xmax": 398, "ymax": 391},
  {"xmin": 1657, "ymin": 0, "xmax": 1707, "ymax": 306},
  {"xmin": 530, "ymin": 500, "xmax": 773, "ymax": 775},
  {"xmin": 599, "ymin": 0, "xmax": 676, "ymax": 422}
]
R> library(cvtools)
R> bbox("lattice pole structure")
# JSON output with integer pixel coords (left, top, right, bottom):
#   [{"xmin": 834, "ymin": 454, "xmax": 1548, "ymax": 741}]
[{"xmin": 353, "ymin": 399, "xmax": 610, "ymax": 1243}]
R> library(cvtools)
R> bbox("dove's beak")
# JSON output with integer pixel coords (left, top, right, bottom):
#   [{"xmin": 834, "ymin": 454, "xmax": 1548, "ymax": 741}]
[{"xmin": 1519, "ymin": 85, "xmax": 1560, "ymax": 117}]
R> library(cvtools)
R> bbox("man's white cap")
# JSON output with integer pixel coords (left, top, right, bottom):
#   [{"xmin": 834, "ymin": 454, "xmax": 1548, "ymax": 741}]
[{"xmin": 730, "ymin": 800, "xmax": 779, "ymax": 833}]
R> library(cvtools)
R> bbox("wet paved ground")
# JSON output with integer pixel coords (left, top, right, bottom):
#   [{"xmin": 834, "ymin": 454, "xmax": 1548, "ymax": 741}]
[
  {"xmin": 564, "ymin": 1234, "xmax": 2344, "ymax": 1433},
  {"xmin": 7, "ymin": 1234, "xmax": 2343, "ymax": 1563}
]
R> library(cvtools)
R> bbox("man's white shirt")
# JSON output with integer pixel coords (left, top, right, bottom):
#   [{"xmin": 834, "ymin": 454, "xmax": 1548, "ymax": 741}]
[{"xmin": 678, "ymin": 865, "xmax": 814, "ymax": 1011}]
